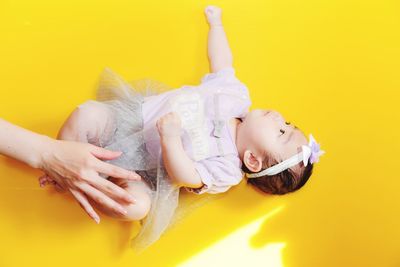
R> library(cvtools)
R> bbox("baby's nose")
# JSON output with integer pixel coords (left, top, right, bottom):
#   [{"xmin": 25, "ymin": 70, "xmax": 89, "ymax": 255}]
[
  {"xmin": 271, "ymin": 111, "xmax": 284, "ymax": 121},
  {"xmin": 269, "ymin": 110, "xmax": 279, "ymax": 118}
]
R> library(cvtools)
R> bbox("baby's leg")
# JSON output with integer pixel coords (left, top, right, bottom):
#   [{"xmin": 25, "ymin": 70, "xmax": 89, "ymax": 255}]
[
  {"xmin": 58, "ymin": 100, "xmax": 111, "ymax": 144},
  {"xmin": 57, "ymin": 100, "xmax": 152, "ymax": 221},
  {"xmin": 41, "ymin": 100, "xmax": 110, "ymax": 188}
]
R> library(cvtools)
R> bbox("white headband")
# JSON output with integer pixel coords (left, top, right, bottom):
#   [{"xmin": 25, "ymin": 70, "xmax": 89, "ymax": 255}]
[{"xmin": 245, "ymin": 134, "xmax": 325, "ymax": 178}]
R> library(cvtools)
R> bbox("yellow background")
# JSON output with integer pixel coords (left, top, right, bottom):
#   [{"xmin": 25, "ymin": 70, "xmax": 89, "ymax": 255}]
[{"xmin": 0, "ymin": 0, "xmax": 399, "ymax": 266}]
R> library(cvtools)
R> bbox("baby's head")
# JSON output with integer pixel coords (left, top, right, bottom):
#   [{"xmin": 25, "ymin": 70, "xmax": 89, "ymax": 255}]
[{"xmin": 237, "ymin": 109, "xmax": 315, "ymax": 195}]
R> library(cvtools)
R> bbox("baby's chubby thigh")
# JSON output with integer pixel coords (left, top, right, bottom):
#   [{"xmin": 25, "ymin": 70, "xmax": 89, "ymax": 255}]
[
  {"xmin": 57, "ymin": 100, "xmax": 113, "ymax": 144},
  {"xmin": 121, "ymin": 180, "xmax": 153, "ymax": 221}
]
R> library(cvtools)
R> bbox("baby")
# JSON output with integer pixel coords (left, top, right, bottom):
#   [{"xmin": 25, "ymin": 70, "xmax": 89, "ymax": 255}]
[{"xmin": 43, "ymin": 6, "xmax": 324, "ymax": 225}]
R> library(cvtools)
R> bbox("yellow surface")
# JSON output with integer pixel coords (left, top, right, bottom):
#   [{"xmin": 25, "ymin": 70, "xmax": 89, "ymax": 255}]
[{"xmin": 0, "ymin": 0, "xmax": 399, "ymax": 266}]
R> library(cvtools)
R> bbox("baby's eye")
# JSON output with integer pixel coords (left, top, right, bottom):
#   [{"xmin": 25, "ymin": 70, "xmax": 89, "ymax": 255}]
[
  {"xmin": 280, "ymin": 129, "xmax": 285, "ymax": 135},
  {"xmin": 285, "ymin": 122, "xmax": 291, "ymax": 125}
]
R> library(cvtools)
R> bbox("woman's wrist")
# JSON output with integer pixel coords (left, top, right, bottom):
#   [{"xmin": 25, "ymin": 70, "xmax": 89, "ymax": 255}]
[
  {"xmin": 0, "ymin": 118, "xmax": 57, "ymax": 169},
  {"xmin": 30, "ymin": 134, "xmax": 56, "ymax": 169}
]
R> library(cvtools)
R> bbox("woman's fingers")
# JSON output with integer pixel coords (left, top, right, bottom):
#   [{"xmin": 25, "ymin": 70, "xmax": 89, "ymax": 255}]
[
  {"xmin": 36, "ymin": 140, "xmax": 141, "ymax": 221},
  {"xmin": 86, "ymin": 173, "xmax": 136, "ymax": 204},
  {"xmin": 54, "ymin": 182, "xmax": 67, "ymax": 193},
  {"xmin": 69, "ymin": 188, "xmax": 100, "ymax": 224},
  {"xmin": 95, "ymin": 160, "xmax": 141, "ymax": 181},
  {"xmin": 90, "ymin": 145, "xmax": 123, "ymax": 160},
  {"xmin": 74, "ymin": 182, "xmax": 128, "ymax": 216},
  {"xmin": 89, "ymin": 146, "xmax": 141, "ymax": 181}
]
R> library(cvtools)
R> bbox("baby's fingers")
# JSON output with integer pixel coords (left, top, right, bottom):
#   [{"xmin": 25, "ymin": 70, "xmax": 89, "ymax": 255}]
[
  {"xmin": 69, "ymin": 188, "xmax": 100, "ymax": 224},
  {"xmin": 205, "ymin": 5, "xmax": 221, "ymax": 16}
]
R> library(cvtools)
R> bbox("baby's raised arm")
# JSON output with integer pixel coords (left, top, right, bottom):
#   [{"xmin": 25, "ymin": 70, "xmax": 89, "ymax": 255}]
[{"xmin": 205, "ymin": 6, "xmax": 233, "ymax": 73}]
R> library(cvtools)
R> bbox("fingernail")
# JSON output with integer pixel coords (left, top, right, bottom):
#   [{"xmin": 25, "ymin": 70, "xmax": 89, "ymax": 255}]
[
  {"xmin": 94, "ymin": 217, "xmax": 100, "ymax": 224},
  {"xmin": 127, "ymin": 196, "xmax": 136, "ymax": 203},
  {"xmin": 119, "ymin": 208, "xmax": 128, "ymax": 215}
]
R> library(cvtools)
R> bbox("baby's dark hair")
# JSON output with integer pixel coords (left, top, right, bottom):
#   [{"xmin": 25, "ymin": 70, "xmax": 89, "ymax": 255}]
[{"xmin": 243, "ymin": 150, "xmax": 314, "ymax": 195}]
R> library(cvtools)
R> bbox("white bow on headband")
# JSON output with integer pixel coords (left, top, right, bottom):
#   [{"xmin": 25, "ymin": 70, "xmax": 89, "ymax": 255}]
[{"xmin": 245, "ymin": 134, "xmax": 325, "ymax": 178}]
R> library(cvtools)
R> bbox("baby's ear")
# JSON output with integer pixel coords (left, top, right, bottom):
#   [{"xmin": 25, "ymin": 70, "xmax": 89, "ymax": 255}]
[{"xmin": 243, "ymin": 150, "xmax": 263, "ymax": 173}]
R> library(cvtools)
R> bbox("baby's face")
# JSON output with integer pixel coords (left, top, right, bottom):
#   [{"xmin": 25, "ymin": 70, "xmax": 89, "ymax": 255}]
[{"xmin": 241, "ymin": 109, "xmax": 308, "ymax": 172}]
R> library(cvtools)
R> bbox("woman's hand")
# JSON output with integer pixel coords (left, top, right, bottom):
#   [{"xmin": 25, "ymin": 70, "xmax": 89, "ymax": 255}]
[
  {"xmin": 0, "ymin": 118, "xmax": 142, "ymax": 223},
  {"xmin": 156, "ymin": 112, "xmax": 183, "ymax": 138},
  {"xmin": 38, "ymin": 139, "xmax": 141, "ymax": 223}
]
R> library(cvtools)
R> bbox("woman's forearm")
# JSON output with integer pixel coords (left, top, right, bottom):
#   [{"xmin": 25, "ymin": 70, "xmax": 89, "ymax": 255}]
[
  {"xmin": 0, "ymin": 118, "xmax": 51, "ymax": 168},
  {"xmin": 160, "ymin": 135, "xmax": 203, "ymax": 188}
]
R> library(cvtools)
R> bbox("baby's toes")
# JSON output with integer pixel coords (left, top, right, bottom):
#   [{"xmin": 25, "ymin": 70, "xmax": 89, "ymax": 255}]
[
  {"xmin": 54, "ymin": 182, "xmax": 67, "ymax": 193},
  {"xmin": 38, "ymin": 175, "xmax": 51, "ymax": 187}
]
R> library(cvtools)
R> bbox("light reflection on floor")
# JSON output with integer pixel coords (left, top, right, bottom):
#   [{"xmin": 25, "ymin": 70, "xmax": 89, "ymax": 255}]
[{"xmin": 178, "ymin": 206, "xmax": 286, "ymax": 267}]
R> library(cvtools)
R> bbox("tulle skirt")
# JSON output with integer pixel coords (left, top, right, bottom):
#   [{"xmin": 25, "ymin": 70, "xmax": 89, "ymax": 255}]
[
  {"xmin": 90, "ymin": 68, "xmax": 221, "ymax": 254},
  {"xmin": 91, "ymin": 67, "xmax": 180, "ymax": 254}
]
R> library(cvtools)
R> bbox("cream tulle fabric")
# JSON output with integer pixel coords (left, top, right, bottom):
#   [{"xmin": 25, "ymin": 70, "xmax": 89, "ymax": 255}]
[{"xmin": 92, "ymin": 68, "xmax": 222, "ymax": 254}]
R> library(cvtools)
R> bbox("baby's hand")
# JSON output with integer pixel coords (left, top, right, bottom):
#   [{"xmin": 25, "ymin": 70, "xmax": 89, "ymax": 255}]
[
  {"xmin": 156, "ymin": 112, "xmax": 183, "ymax": 138},
  {"xmin": 204, "ymin": 5, "xmax": 222, "ymax": 26}
]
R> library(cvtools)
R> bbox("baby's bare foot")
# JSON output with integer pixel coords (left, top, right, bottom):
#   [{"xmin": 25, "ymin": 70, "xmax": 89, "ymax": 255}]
[
  {"xmin": 204, "ymin": 5, "xmax": 223, "ymax": 26},
  {"xmin": 38, "ymin": 174, "xmax": 65, "ymax": 192}
]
